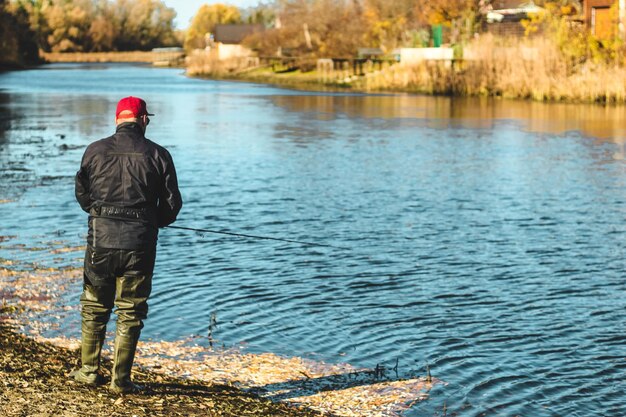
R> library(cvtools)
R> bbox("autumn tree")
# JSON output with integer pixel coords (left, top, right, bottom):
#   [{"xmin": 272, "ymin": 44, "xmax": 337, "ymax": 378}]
[
  {"xmin": 241, "ymin": 3, "xmax": 274, "ymax": 26},
  {"xmin": 109, "ymin": 0, "xmax": 177, "ymax": 50},
  {"xmin": 88, "ymin": 0, "xmax": 117, "ymax": 51},
  {"xmin": 0, "ymin": 0, "xmax": 39, "ymax": 66},
  {"xmin": 184, "ymin": 3, "xmax": 242, "ymax": 51},
  {"xmin": 363, "ymin": 0, "xmax": 420, "ymax": 51},
  {"xmin": 244, "ymin": 0, "xmax": 367, "ymax": 59},
  {"xmin": 415, "ymin": 0, "xmax": 487, "ymax": 44},
  {"xmin": 9, "ymin": 0, "xmax": 53, "ymax": 50},
  {"xmin": 44, "ymin": 0, "xmax": 94, "ymax": 52},
  {"xmin": 9, "ymin": 0, "xmax": 178, "ymax": 52}
]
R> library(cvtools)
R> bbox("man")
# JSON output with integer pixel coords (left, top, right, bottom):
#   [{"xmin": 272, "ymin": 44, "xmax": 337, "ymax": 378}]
[{"xmin": 73, "ymin": 96, "xmax": 182, "ymax": 393}]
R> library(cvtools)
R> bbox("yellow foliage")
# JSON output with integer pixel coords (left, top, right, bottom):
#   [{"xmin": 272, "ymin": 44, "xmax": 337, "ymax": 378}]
[
  {"xmin": 521, "ymin": 3, "xmax": 624, "ymax": 67},
  {"xmin": 184, "ymin": 3, "xmax": 242, "ymax": 51},
  {"xmin": 9, "ymin": 0, "xmax": 178, "ymax": 52}
]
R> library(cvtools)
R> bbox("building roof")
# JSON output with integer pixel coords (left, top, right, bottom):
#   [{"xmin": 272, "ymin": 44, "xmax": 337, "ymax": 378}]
[
  {"xmin": 492, "ymin": 0, "xmax": 524, "ymax": 9},
  {"xmin": 487, "ymin": 1, "xmax": 544, "ymax": 22},
  {"xmin": 214, "ymin": 24, "xmax": 265, "ymax": 45}
]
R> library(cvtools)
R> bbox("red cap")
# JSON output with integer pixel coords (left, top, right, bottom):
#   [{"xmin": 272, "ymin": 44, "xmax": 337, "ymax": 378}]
[{"xmin": 115, "ymin": 96, "xmax": 154, "ymax": 119}]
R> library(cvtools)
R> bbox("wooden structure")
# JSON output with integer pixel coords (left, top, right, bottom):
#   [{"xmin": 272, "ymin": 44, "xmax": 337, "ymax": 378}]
[
  {"xmin": 583, "ymin": 0, "xmax": 616, "ymax": 39},
  {"xmin": 315, "ymin": 57, "xmax": 397, "ymax": 83},
  {"xmin": 151, "ymin": 47, "xmax": 185, "ymax": 66}
]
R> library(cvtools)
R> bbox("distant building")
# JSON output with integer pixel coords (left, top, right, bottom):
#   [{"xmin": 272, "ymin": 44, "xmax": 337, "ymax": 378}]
[
  {"xmin": 213, "ymin": 24, "xmax": 265, "ymax": 45},
  {"xmin": 484, "ymin": 0, "xmax": 622, "ymax": 41},
  {"xmin": 583, "ymin": 0, "xmax": 616, "ymax": 39},
  {"xmin": 209, "ymin": 24, "xmax": 265, "ymax": 60},
  {"xmin": 485, "ymin": 1, "xmax": 544, "ymax": 37}
]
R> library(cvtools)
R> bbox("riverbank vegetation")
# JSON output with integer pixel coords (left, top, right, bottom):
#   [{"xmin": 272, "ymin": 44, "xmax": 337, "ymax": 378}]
[
  {"xmin": 0, "ymin": 0, "xmax": 39, "ymax": 67},
  {"xmin": 1, "ymin": 0, "xmax": 179, "ymax": 59},
  {"xmin": 185, "ymin": 0, "xmax": 626, "ymax": 103},
  {"xmin": 2, "ymin": 1, "xmax": 626, "ymax": 100},
  {"xmin": 357, "ymin": 35, "xmax": 626, "ymax": 103},
  {"xmin": 42, "ymin": 50, "xmax": 163, "ymax": 63}
]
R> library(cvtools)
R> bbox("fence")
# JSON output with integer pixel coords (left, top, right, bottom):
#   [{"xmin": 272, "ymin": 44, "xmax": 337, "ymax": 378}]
[{"xmin": 316, "ymin": 58, "xmax": 398, "ymax": 83}]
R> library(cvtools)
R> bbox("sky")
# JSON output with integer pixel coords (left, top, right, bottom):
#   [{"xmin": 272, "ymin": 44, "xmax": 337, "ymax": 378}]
[{"xmin": 163, "ymin": 1, "xmax": 263, "ymax": 29}]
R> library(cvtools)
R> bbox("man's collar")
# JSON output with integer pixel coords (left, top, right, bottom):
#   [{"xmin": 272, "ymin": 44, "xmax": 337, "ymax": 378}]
[{"xmin": 116, "ymin": 122, "xmax": 144, "ymax": 136}]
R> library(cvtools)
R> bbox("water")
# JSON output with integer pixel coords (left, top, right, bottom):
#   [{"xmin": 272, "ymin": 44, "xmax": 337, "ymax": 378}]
[{"xmin": 1, "ymin": 63, "xmax": 625, "ymax": 416}]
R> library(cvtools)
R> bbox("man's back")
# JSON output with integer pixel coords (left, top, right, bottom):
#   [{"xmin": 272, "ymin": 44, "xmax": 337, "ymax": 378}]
[{"xmin": 75, "ymin": 122, "xmax": 182, "ymax": 249}]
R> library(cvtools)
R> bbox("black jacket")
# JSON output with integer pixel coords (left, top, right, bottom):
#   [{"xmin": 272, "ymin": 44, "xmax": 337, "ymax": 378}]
[{"xmin": 75, "ymin": 122, "xmax": 182, "ymax": 250}]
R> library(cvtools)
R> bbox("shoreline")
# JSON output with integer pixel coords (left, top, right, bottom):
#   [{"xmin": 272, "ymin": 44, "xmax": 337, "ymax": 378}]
[
  {"xmin": 0, "ymin": 321, "xmax": 322, "ymax": 417},
  {"xmin": 0, "ymin": 240, "xmax": 433, "ymax": 417},
  {"xmin": 40, "ymin": 51, "xmax": 184, "ymax": 67},
  {"xmin": 191, "ymin": 67, "xmax": 626, "ymax": 105},
  {"xmin": 42, "ymin": 51, "xmax": 160, "ymax": 64},
  {"xmin": 8, "ymin": 53, "xmax": 626, "ymax": 105}
]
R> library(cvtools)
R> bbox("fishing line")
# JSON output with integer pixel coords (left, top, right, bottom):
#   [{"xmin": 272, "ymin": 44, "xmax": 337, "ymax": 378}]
[{"xmin": 166, "ymin": 225, "xmax": 350, "ymax": 250}]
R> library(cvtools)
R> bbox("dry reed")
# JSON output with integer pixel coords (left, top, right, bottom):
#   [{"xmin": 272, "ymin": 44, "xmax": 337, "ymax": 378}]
[
  {"xmin": 359, "ymin": 35, "xmax": 626, "ymax": 104},
  {"xmin": 185, "ymin": 52, "xmax": 256, "ymax": 77},
  {"xmin": 42, "ymin": 51, "xmax": 159, "ymax": 63}
]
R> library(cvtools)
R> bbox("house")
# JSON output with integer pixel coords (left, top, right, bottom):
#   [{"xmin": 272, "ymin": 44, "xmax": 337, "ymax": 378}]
[
  {"xmin": 583, "ymin": 0, "xmax": 616, "ymax": 39},
  {"xmin": 485, "ymin": 1, "xmax": 545, "ymax": 36},
  {"xmin": 210, "ymin": 24, "xmax": 264, "ymax": 60},
  {"xmin": 213, "ymin": 24, "xmax": 264, "ymax": 45},
  {"xmin": 485, "ymin": 1, "xmax": 622, "ymax": 40}
]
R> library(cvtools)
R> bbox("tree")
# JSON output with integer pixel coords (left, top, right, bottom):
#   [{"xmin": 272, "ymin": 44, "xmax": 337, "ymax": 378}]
[
  {"xmin": 88, "ymin": 0, "xmax": 116, "ymax": 51},
  {"xmin": 244, "ymin": 0, "xmax": 367, "ymax": 59},
  {"xmin": 242, "ymin": 3, "xmax": 274, "ymax": 26},
  {"xmin": 8, "ymin": 0, "xmax": 178, "ymax": 52},
  {"xmin": 1, "ymin": 0, "xmax": 40, "ymax": 66},
  {"xmin": 44, "ymin": 0, "xmax": 95, "ymax": 52},
  {"xmin": 414, "ymin": 0, "xmax": 486, "ymax": 44},
  {"xmin": 184, "ymin": 3, "xmax": 242, "ymax": 51},
  {"xmin": 9, "ymin": 0, "xmax": 53, "ymax": 50},
  {"xmin": 363, "ymin": 0, "xmax": 419, "ymax": 50},
  {"xmin": 113, "ymin": 0, "xmax": 178, "ymax": 50}
]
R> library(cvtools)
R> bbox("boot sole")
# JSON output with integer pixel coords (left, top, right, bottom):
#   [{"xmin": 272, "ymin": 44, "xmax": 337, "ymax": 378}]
[{"xmin": 109, "ymin": 384, "xmax": 143, "ymax": 394}]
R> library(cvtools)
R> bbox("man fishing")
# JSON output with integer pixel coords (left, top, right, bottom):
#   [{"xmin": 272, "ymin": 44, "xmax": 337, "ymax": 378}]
[{"xmin": 72, "ymin": 96, "xmax": 182, "ymax": 393}]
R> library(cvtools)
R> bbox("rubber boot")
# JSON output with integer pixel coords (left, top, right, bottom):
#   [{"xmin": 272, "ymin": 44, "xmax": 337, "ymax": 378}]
[
  {"xmin": 71, "ymin": 332, "xmax": 106, "ymax": 385},
  {"xmin": 109, "ymin": 334, "xmax": 142, "ymax": 394}
]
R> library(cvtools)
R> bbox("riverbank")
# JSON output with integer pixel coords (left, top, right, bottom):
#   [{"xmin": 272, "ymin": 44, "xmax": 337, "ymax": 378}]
[
  {"xmin": 186, "ymin": 37, "xmax": 626, "ymax": 104},
  {"xmin": 188, "ymin": 61, "xmax": 626, "ymax": 104},
  {"xmin": 0, "ymin": 321, "xmax": 322, "ymax": 417},
  {"xmin": 0, "ymin": 238, "xmax": 433, "ymax": 417},
  {"xmin": 41, "ymin": 51, "xmax": 184, "ymax": 66},
  {"xmin": 42, "ymin": 51, "xmax": 157, "ymax": 63},
  {"xmin": 0, "ymin": 259, "xmax": 321, "ymax": 416}
]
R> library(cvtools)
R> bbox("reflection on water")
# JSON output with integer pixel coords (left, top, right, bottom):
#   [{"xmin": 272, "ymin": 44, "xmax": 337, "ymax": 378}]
[
  {"xmin": 270, "ymin": 94, "xmax": 626, "ymax": 144},
  {"xmin": 0, "ymin": 64, "xmax": 625, "ymax": 417}
]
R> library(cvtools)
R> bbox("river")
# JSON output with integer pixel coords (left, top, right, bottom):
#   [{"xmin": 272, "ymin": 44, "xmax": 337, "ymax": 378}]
[{"xmin": 0, "ymin": 63, "xmax": 624, "ymax": 416}]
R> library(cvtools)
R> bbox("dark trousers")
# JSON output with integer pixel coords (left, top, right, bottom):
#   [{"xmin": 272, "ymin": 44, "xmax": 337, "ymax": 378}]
[{"xmin": 81, "ymin": 245, "xmax": 156, "ymax": 339}]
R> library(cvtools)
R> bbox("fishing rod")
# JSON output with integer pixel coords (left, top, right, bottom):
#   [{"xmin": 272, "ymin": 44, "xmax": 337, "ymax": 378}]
[{"xmin": 167, "ymin": 225, "xmax": 349, "ymax": 250}]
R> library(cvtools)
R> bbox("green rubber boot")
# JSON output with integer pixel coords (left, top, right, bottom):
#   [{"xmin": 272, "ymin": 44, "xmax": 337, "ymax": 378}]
[
  {"xmin": 109, "ymin": 334, "xmax": 142, "ymax": 394},
  {"xmin": 71, "ymin": 332, "xmax": 106, "ymax": 386}
]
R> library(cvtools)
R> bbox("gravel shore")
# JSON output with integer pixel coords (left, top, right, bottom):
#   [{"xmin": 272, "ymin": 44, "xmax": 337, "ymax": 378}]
[{"xmin": 0, "ymin": 319, "xmax": 323, "ymax": 417}]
